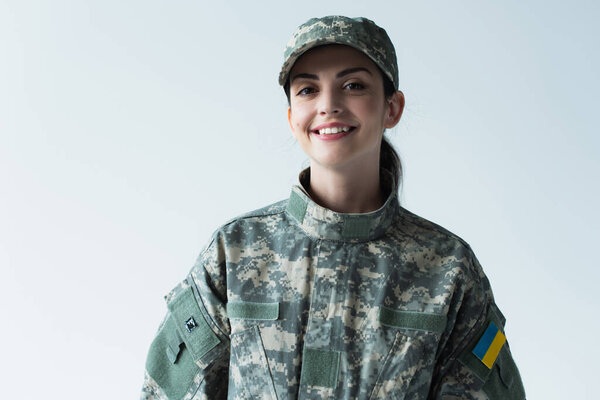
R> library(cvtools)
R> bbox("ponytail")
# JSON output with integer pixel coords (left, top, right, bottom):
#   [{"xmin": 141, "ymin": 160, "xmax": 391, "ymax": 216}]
[
  {"xmin": 380, "ymin": 135, "xmax": 402, "ymax": 193},
  {"xmin": 380, "ymin": 71, "xmax": 402, "ymax": 193}
]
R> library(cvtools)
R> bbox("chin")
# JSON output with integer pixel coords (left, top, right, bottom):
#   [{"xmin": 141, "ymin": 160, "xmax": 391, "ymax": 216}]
[{"xmin": 312, "ymin": 155, "xmax": 356, "ymax": 169}]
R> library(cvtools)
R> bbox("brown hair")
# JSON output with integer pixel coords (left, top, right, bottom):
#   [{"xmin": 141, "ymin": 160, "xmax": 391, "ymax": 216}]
[{"xmin": 284, "ymin": 66, "xmax": 403, "ymax": 192}]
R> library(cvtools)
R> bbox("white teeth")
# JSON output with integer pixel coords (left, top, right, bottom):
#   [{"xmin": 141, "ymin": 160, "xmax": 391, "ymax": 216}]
[{"xmin": 318, "ymin": 126, "xmax": 351, "ymax": 135}]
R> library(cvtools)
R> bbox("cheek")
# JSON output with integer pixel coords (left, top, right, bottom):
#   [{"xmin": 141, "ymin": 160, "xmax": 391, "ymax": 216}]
[
  {"xmin": 289, "ymin": 105, "xmax": 311, "ymax": 131},
  {"xmin": 357, "ymin": 98, "xmax": 387, "ymax": 126},
  {"xmin": 362, "ymin": 97, "xmax": 384, "ymax": 114}
]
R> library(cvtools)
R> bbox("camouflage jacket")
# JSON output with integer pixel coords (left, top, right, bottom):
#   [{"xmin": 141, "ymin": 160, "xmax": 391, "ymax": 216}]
[{"xmin": 141, "ymin": 168, "xmax": 525, "ymax": 400}]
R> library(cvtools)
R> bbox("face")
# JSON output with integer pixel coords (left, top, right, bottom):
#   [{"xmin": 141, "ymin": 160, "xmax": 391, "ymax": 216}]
[{"xmin": 288, "ymin": 45, "xmax": 402, "ymax": 172}]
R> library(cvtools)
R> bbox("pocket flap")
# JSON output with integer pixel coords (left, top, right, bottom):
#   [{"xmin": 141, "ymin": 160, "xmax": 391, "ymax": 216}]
[
  {"xmin": 167, "ymin": 286, "xmax": 221, "ymax": 362},
  {"xmin": 482, "ymin": 345, "xmax": 526, "ymax": 399},
  {"xmin": 227, "ymin": 301, "xmax": 279, "ymax": 320},
  {"xmin": 378, "ymin": 306, "xmax": 447, "ymax": 333},
  {"xmin": 165, "ymin": 323, "xmax": 184, "ymax": 364}
]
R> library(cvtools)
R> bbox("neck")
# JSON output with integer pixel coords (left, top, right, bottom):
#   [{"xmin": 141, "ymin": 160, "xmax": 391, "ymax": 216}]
[{"xmin": 305, "ymin": 161, "xmax": 385, "ymax": 213}]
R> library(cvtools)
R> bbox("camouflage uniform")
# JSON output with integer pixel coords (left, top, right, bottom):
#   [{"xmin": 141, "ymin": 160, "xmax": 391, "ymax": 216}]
[
  {"xmin": 141, "ymin": 16, "xmax": 525, "ymax": 400},
  {"xmin": 140, "ymin": 167, "xmax": 525, "ymax": 399}
]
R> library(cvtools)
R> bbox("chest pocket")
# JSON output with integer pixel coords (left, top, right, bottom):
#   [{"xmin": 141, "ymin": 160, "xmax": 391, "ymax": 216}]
[
  {"xmin": 369, "ymin": 307, "xmax": 447, "ymax": 400},
  {"xmin": 227, "ymin": 301, "xmax": 280, "ymax": 400}
]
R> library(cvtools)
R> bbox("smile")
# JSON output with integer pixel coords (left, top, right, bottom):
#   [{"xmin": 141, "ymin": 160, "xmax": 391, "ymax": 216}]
[
  {"xmin": 310, "ymin": 127, "xmax": 355, "ymax": 141},
  {"xmin": 311, "ymin": 122, "xmax": 356, "ymax": 136},
  {"xmin": 318, "ymin": 126, "xmax": 351, "ymax": 135}
]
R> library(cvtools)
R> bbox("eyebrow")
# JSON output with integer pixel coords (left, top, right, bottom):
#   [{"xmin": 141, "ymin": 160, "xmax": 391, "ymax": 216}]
[{"xmin": 290, "ymin": 67, "xmax": 372, "ymax": 83}]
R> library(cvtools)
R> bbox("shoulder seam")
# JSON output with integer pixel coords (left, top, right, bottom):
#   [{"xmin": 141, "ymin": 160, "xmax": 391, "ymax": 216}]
[
  {"xmin": 219, "ymin": 201, "xmax": 288, "ymax": 229},
  {"xmin": 397, "ymin": 206, "xmax": 470, "ymax": 248}
]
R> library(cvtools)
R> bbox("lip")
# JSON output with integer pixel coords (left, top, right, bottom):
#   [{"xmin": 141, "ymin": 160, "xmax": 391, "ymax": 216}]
[{"xmin": 310, "ymin": 126, "xmax": 356, "ymax": 141}]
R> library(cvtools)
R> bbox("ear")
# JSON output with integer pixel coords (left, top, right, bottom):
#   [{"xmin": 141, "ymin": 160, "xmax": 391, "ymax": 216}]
[
  {"xmin": 287, "ymin": 107, "xmax": 294, "ymax": 132},
  {"xmin": 384, "ymin": 90, "xmax": 405, "ymax": 129}
]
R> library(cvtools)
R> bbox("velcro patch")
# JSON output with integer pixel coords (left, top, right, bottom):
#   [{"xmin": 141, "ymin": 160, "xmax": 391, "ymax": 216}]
[
  {"xmin": 300, "ymin": 348, "xmax": 341, "ymax": 388},
  {"xmin": 227, "ymin": 301, "xmax": 279, "ymax": 320},
  {"xmin": 378, "ymin": 307, "xmax": 447, "ymax": 333}
]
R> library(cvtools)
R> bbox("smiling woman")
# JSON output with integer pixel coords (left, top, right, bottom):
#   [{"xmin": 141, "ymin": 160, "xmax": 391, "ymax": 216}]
[
  {"xmin": 286, "ymin": 44, "xmax": 404, "ymax": 213},
  {"xmin": 140, "ymin": 16, "xmax": 526, "ymax": 400}
]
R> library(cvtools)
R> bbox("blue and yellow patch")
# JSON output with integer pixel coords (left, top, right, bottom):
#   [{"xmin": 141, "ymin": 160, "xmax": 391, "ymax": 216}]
[{"xmin": 472, "ymin": 321, "xmax": 506, "ymax": 369}]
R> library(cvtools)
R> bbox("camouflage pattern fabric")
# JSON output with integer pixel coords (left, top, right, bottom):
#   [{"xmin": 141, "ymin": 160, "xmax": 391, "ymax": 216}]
[
  {"xmin": 278, "ymin": 16, "xmax": 399, "ymax": 89},
  {"xmin": 140, "ymin": 167, "xmax": 525, "ymax": 399}
]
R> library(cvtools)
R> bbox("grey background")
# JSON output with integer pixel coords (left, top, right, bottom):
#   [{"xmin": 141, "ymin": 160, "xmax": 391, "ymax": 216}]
[{"xmin": 1, "ymin": 0, "xmax": 598, "ymax": 398}]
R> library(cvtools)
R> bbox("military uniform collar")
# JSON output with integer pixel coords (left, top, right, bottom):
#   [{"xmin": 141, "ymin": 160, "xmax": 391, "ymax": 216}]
[{"xmin": 286, "ymin": 167, "xmax": 399, "ymax": 242}]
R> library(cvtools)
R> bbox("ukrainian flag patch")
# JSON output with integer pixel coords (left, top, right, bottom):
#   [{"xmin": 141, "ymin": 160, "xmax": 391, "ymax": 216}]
[{"xmin": 472, "ymin": 321, "xmax": 506, "ymax": 369}]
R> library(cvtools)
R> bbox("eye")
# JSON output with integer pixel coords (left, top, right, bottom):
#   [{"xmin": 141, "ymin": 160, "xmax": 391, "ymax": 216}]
[
  {"xmin": 344, "ymin": 82, "xmax": 365, "ymax": 90},
  {"xmin": 296, "ymin": 87, "xmax": 316, "ymax": 96}
]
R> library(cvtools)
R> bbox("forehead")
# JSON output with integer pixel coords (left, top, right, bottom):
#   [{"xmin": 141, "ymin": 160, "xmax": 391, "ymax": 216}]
[{"xmin": 289, "ymin": 44, "xmax": 378, "ymax": 76}]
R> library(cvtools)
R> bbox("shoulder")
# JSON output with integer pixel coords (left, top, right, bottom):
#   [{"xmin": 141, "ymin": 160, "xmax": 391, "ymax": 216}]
[
  {"xmin": 393, "ymin": 205, "xmax": 476, "ymax": 262},
  {"xmin": 196, "ymin": 197, "xmax": 291, "ymax": 255},
  {"xmin": 396, "ymin": 205, "xmax": 470, "ymax": 247},
  {"xmin": 215, "ymin": 197, "xmax": 291, "ymax": 238},
  {"xmin": 221, "ymin": 198, "xmax": 289, "ymax": 226}
]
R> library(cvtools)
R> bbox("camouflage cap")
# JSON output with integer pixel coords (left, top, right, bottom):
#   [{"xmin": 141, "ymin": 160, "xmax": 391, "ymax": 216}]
[{"xmin": 279, "ymin": 15, "xmax": 399, "ymax": 89}]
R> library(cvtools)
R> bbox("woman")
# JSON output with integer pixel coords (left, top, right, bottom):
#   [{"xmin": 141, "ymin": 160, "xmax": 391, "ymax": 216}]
[{"xmin": 141, "ymin": 16, "xmax": 525, "ymax": 400}]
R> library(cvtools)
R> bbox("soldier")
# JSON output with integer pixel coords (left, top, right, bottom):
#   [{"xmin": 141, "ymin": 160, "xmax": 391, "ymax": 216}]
[{"xmin": 141, "ymin": 16, "xmax": 526, "ymax": 399}]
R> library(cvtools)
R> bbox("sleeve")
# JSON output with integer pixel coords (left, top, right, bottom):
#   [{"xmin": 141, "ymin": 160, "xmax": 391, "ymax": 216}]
[
  {"xmin": 140, "ymin": 232, "xmax": 231, "ymax": 400},
  {"xmin": 428, "ymin": 245, "xmax": 526, "ymax": 400}
]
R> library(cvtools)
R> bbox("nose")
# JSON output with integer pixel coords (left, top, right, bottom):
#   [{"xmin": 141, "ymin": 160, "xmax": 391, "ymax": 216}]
[{"xmin": 317, "ymin": 87, "xmax": 342, "ymax": 116}]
